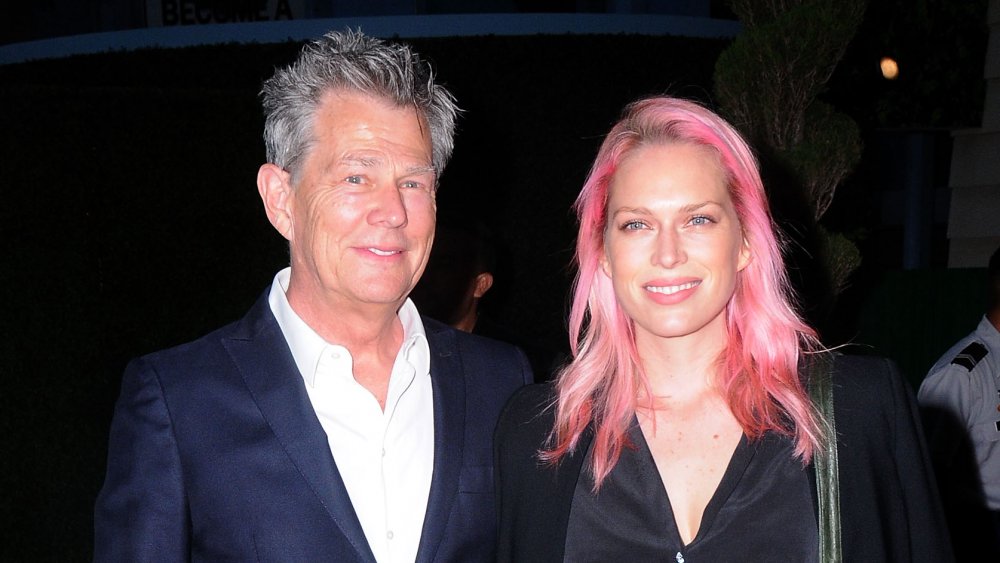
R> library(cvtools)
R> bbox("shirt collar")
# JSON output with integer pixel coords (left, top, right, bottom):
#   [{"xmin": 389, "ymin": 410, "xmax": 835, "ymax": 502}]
[
  {"xmin": 977, "ymin": 314, "xmax": 1000, "ymax": 346},
  {"xmin": 397, "ymin": 297, "xmax": 431, "ymax": 384},
  {"xmin": 267, "ymin": 267, "xmax": 429, "ymax": 387}
]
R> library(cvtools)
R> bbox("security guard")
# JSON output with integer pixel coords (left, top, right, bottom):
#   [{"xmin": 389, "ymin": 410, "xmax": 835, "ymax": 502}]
[{"xmin": 919, "ymin": 244, "xmax": 1000, "ymax": 561}]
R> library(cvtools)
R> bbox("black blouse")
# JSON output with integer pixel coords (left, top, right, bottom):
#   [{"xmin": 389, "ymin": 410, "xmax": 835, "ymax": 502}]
[
  {"xmin": 497, "ymin": 357, "xmax": 954, "ymax": 563},
  {"xmin": 564, "ymin": 420, "xmax": 817, "ymax": 563}
]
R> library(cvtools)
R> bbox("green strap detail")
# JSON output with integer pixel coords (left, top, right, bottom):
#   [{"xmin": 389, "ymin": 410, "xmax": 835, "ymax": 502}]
[{"xmin": 809, "ymin": 354, "xmax": 841, "ymax": 563}]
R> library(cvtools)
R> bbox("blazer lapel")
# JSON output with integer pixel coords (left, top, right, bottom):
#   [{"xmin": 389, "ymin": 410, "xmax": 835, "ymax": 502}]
[
  {"xmin": 559, "ymin": 427, "xmax": 592, "ymax": 552},
  {"xmin": 224, "ymin": 293, "xmax": 377, "ymax": 563},
  {"xmin": 415, "ymin": 323, "xmax": 465, "ymax": 563}
]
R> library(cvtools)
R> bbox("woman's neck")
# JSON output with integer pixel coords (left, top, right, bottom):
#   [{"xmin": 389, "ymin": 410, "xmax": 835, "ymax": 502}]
[{"xmin": 635, "ymin": 330, "xmax": 727, "ymax": 402}]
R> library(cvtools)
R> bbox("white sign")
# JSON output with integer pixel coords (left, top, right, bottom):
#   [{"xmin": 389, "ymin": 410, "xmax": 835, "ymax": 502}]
[{"xmin": 147, "ymin": 0, "xmax": 305, "ymax": 27}]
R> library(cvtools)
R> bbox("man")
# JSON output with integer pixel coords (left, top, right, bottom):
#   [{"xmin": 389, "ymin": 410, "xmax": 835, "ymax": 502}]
[
  {"xmin": 919, "ymin": 244, "xmax": 1000, "ymax": 561},
  {"xmin": 94, "ymin": 29, "xmax": 532, "ymax": 562},
  {"xmin": 409, "ymin": 218, "xmax": 564, "ymax": 380},
  {"xmin": 409, "ymin": 219, "xmax": 497, "ymax": 334}
]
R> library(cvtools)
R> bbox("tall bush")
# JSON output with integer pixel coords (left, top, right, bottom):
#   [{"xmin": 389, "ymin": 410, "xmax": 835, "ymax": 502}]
[{"xmin": 714, "ymin": 0, "xmax": 866, "ymax": 305}]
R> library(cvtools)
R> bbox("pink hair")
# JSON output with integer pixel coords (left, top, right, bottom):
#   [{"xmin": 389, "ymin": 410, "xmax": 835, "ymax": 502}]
[{"xmin": 541, "ymin": 96, "xmax": 826, "ymax": 488}]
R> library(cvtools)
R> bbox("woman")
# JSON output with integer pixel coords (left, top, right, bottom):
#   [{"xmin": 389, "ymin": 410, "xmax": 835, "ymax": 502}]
[{"xmin": 494, "ymin": 97, "xmax": 953, "ymax": 562}]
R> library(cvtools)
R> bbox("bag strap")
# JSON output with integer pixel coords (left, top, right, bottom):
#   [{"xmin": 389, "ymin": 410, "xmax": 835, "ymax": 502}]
[{"xmin": 809, "ymin": 353, "xmax": 841, "ymax": 563}]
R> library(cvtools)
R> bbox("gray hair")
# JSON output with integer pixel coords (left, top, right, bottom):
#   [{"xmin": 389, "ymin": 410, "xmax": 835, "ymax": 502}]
[{"xmin": 260, "ymin": 29, "xmax": 459, "ymax": 179}]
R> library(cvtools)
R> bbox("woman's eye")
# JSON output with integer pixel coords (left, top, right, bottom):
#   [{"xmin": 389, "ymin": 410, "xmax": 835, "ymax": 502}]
[
  {"xmin": 690, "ymin": 215, "xmax": 714, "ymax": 226},
  {"xmin": 621, "ymin": 220, "xmax": 646, "ymax": 231}
]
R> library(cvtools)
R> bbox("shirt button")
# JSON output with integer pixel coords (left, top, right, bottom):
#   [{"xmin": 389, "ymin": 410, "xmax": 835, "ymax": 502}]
[{"xmin": 387, "ymin": 531, "xmax": 394, "ymax": 540}]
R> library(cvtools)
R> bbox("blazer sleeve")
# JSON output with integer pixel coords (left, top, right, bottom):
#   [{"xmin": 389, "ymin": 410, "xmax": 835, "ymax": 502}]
[
  {"xmin": 94, "ymin": 357, "xmax": 189, "ymax": 562},
  {"xmin": 833, "ymin": 354, "xmax": 955, "ymax": 562},
  {"xmin": 494, "ymin": 383, "xmax": 577, "ymax": 563}
]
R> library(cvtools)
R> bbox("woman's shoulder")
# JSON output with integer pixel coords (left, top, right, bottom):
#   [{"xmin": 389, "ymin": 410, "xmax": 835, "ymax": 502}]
[
  {"xmin": 821, "ymin": 352, "xmax": 954, "ymax": 561},
  {"xmin": 495, "ymin": 382, "xmax": 557, "ymax": 446},
  {"xmin": 826, "ymin": 351, "xmax": 922, "ymax": 441},
  {"xmin": 506, "ymin": 381, "xmax": 556, "ymax": 411},
  {"xmin": 829, "ymin": 351, "xmax": 912, "ymax": 403}
]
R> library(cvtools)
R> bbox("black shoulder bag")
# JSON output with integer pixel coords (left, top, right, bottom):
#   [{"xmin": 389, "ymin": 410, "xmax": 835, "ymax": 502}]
[{"xmin": 809, "ymin": 354, "xmax": 841, "ymax": 563}]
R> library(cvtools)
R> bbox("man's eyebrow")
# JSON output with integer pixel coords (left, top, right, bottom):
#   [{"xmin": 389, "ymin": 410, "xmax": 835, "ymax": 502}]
[
  {"xmin": 405, "ymin": 164, "xmax": 437, "ymax": 176},
  {"xmin": 338, "ymin": 155, "xmax": 434, "ymax": 175},
  {"xmin": 341, "ymin": 154, "xmax": 380, "ymax": 167}
]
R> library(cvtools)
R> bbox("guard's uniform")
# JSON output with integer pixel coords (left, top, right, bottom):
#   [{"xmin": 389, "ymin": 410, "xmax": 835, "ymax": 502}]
[
  {"xmin": 919, "ymin": 316, "xmax": 1000, "ymax": 510},
  {"xmin": 919, "ymin": 316, "xmax": 1000, "ymax": 559}
]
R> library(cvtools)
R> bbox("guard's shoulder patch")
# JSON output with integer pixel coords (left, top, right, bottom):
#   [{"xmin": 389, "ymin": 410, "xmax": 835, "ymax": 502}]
[{"xmin": 951, "ymin": 342, "xmax": 988, "ymax": 371}]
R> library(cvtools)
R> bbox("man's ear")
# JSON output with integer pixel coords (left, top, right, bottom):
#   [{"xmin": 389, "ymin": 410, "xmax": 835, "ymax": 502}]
[
  {"xmin": 257, "ymin": 163, "xmax": 294, "ymax": 241},
  {"xmin": 473, "ymin": 272, "xmax": 494, "ymax": 299}
]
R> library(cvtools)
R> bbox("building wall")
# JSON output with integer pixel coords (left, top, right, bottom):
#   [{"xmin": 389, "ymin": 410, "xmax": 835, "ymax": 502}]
[
  {"xmin": 947, "ymin": 0, "xmax": 1000, "ymax": 267},
  {"xmin": 0, "ymin": 0, "xmax": 719, "ymax": 45}
]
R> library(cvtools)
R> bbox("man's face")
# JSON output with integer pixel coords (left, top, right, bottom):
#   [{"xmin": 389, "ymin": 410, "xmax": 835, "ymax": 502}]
[{"xmin": 281, "ymin": 90, "xmax": 437, "ymax": 314}]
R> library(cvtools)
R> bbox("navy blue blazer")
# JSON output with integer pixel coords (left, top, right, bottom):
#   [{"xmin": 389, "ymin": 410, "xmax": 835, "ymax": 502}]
[{"xmin": 94, "ymin": 288, "xmax": 533, "ymax": 562}]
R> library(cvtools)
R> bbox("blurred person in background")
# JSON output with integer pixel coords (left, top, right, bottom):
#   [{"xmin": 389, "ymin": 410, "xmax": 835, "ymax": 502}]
[
  {"xmin": 411, "ymin": 216, "xmax": 563, "ymax": 380},
  {"xmin": 919, "ymin": 244, "xmax": 1000, "ymax": 562}
]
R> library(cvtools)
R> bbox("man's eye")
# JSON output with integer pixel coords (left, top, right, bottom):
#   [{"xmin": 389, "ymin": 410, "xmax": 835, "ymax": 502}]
[
  {"xmin": 345, "ymin": 175, "xmax": 363, "ymax": 184},
  {"xmin": 401, "ymin": 180, "xmax": 421, "ymax": 189}
]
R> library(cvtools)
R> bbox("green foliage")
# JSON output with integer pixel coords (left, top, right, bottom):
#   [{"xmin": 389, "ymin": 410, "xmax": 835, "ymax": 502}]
[
  {"xmin": 818, "ymin": 224, "xmax": 863, "ymax": 295},
  {"xmin": 715, "ymin": 0, "xmax": 864, "ymax": 151},
  {"xmin": 786, "ymin": 101, "xmax": 862, "ymax": 219},
  {"xmin": 713, "ymin": 0, "xmax": 866, "ymax": 306}
]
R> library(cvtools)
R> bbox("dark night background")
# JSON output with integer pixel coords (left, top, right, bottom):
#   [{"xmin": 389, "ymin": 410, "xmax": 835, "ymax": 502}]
[{"xmin": 0, "ymin": 1, "xmax": 992, "ymax": 560}]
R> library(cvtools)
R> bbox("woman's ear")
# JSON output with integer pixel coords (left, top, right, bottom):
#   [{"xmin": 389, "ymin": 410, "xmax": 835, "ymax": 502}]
[
  {"xmin": 737, "ymin": 235, "xmax": 753, "ymax": 272},
  {"xmin": 257, "ymin": 163, "xmax": 294, "ymax": 241},
  {"xmin": 599, "ymin": 228, "xmax": 614, "ymax": 278},
  {"xmin": 599, "ymin": 247, "xmax": 613, "ymax": 278}
]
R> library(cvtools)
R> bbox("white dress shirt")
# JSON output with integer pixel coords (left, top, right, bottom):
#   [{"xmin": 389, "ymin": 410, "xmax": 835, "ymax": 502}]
[
  {"xmin": 919, "ymin": 315, "xmax": 1000, "ymax": 509},
  {"xmin": 268, "ymin": 268, "xmax": 435, "ymax": 562}
]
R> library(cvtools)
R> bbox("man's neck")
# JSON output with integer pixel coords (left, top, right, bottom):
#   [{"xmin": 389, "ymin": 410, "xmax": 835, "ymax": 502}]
[
  {"xmin": 987, "ymin": 308, "xmax": 1000, "ymax": 332},
  {"xmin": 286, "ymin": 284, "xmax": 401, "ymax": 346},
  {"xmin": 294, "ymin": 298, "xmax": 404, "ymax": 410},
  {"xmin": 452, "ymin": 308, "xmax": 478, "ymax": 333}
]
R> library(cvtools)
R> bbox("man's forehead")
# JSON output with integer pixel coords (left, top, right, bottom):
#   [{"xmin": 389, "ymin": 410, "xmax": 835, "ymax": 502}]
[{"xmin": 338, "ymin": 152, "xmax": 436, "ymax": 175}]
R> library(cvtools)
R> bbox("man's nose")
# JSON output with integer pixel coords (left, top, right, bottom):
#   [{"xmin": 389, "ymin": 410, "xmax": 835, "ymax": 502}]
[{"xmin": 369, "ymin": 184, "xmax": 408, "ymax": 228}]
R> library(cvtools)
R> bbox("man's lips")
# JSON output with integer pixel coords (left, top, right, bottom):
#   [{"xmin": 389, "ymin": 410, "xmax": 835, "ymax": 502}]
[{"xmin": 366, "ymin": 247, "xmax": 403, "ymax": 256}]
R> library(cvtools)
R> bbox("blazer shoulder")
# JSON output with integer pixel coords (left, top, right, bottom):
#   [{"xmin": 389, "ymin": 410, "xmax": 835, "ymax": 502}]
[
  {"xmin": 425, "ymin": 316, "xmax": 535, "ymax": 386},
  {"xmin": 495, "ymin": 383, "xmax": 555, "ymax": 446},
  {"xmin": 132, "ymin": 316, "xmax": 250, "ymax": 374},
  {"xmin": 830, "ymin": 352, "xmax": 909, "ymax": 398},
  {"xmin": 126, "ymin": 290, "xmax": 277, "ymax": 380},
  {"xmin": 503, "ymin": 383, "xmax": 555, "ymax": 418},
  {"xmin": 448, "ymin": 320, "xmax": 526, "ymax": 357},
  {"xmin": 825, "ymin": 352, "xmax": 955, "ymax": 561},
  {"xmin": 827, "ymin": 351, "xmax": 928, "ymax": 460}
]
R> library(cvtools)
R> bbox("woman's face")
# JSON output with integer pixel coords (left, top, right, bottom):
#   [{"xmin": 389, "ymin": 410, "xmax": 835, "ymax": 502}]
[{"xmin": 600, "ymin": 142, "xmax": 751, "ymax": 347}]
